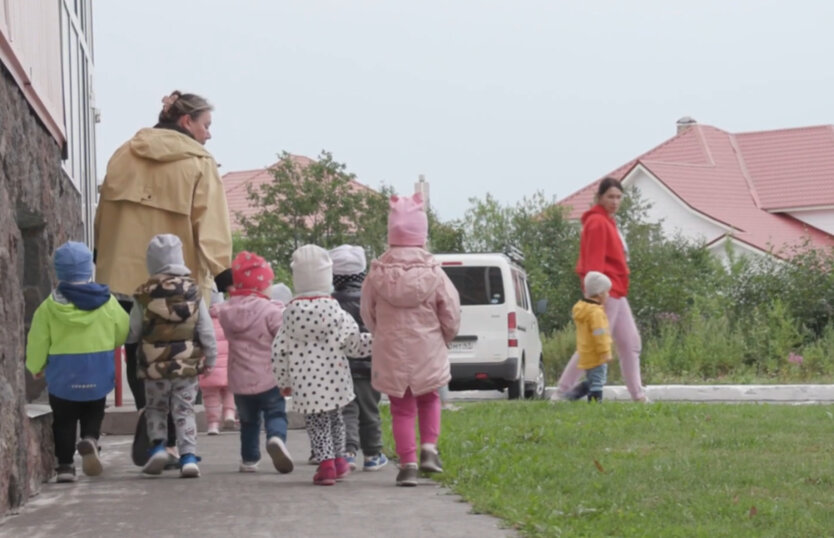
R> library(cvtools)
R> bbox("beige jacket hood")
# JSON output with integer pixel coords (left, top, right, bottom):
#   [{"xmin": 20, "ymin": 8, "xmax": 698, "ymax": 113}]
[{"xmin": 95, "ymin": 128, "xmax": 232, "ymax": 298}]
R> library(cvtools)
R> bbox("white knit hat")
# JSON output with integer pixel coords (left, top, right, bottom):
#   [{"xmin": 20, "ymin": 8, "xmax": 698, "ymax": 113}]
[
  {"xmin": 271, "ymin": 282, "xmax": 293, "ymax": 304},
  {"xmin": 584, "ymin": 271, "xmax": 612, "ymax": 298},
  {"xmin": 291, "ymin": 244, "xmax": 333, "ymax": 296},
  {"xmin": 328, "ymin": 245, "xmax": 366, "ymax": 276}
]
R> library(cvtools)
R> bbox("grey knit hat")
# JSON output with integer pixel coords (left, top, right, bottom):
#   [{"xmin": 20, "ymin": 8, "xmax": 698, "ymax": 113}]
[
  {"xmin": 584, "ymin": 271, "xmax": 611, "ymax": 298},
  {"xmin": 146, "ymin": 234, "xmax": 191, "ymax": 276}
]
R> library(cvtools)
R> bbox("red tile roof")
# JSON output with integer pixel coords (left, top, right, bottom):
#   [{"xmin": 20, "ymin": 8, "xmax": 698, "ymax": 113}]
[
  {"xmin": 222, "ymin": 155, "xmax": 375, "ymax": 232},
  {"xmin": 557, "ymin": 123, "xmax": 834, "ymax": 256}
]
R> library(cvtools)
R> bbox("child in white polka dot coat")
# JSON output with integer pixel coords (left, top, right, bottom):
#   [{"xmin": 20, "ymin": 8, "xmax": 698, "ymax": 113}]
[{"xmin": 272, "ymin": 244, "xmax": 373, "ymax": 486}]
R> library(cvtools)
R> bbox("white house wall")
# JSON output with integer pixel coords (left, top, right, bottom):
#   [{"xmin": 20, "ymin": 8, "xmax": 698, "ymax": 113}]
[
  {"xmin": 628, "ymin": 168, "xmax": 726, "ymax": 244},
  {"xmin": 786, "ymin": 209, "xmax": 834, "ymax": 236}
]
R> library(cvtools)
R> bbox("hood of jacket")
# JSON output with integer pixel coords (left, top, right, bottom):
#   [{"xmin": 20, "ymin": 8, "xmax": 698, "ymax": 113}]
[
  {"xmin": 581, "ymin": 204, "xmax": 614, "ymax": 226},
  {"xmin": 366, "ymin": 247, "xmax": 444, "ymax": 308},
  {"xmin": 55, "ymin": 282, "xmax": 111, "ymax": 311},
  {"xmin": 572, "ymin": 298, "xmax": 602, "ymax": 324},
  {"xmin": 218, "ymin": 295, "xmax": 274, "ymax": 335},
  {"xmin": 45, "ymin": 295, "xmax": 107, "ymax": 327},
  {"xmin": 128, "ymin": 127, "xmax": 211, "ymax": 164},
  {"xmin": 283, "ymin": 297, "xmax": 343, "ymax": 343}
]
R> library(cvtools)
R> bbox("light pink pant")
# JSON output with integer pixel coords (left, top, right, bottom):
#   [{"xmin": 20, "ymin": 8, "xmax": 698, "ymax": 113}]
[
  {"xmin": 558, "ymin": 296, "xmax": 646, "ymax": 401},
  {"xmin": 389, "ymin": 388, "xmax": 441, "ymax": 465},
  {"xmin": 202, "ymin": 386, "xmax": 236, "ymax": 424}
]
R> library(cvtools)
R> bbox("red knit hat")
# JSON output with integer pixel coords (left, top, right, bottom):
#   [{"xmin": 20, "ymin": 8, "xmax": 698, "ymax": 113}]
[{"xmin": 230, "ymin": 251, "xmax": 274, "ymax": 298}]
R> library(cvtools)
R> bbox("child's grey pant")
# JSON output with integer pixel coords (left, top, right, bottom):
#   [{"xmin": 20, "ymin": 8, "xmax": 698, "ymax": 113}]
[
  {"xmin": 145, "ymin": 376, "xmax": 199, "ymax": 456},
  {"xmin": 342, "ymin": 377, "xmax": 383, "ymax": 457}
]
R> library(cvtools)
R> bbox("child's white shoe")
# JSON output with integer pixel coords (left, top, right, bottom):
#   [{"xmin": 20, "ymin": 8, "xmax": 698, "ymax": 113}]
[
  {"xmin": 206, "ymin": 423, "xmax": 220, "ymax": 436},
  {"xmin": 239, "ymin": 460, "xmax": 259, "ymax": 473},
  {"xmin": 266, "ymin": 436, "xmax": 294, "ymax": 474}
]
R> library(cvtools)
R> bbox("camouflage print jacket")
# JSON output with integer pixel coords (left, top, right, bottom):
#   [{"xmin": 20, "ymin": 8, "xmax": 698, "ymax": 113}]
[{"xmin": 133, "ymin": 275, "xmax": 207, "ymax": 380}]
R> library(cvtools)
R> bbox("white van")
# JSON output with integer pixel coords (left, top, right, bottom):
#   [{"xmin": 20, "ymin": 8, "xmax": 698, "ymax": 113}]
[{"xmin": 436, "ymin": 252, "xmax": 546, "ymax": 399}]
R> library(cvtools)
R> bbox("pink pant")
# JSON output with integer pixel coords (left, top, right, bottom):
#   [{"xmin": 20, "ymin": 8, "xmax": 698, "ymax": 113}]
[
  {"xmin": 202, "ymin": 386, "xmax": 236, "ymax": 424},
  {"xmin": 389, "ymin": 388, "xmax": 441, "ymax": 465},
  {"xmin": 558, "ymin": 296, "xmax": 646, "ymax": 401}
]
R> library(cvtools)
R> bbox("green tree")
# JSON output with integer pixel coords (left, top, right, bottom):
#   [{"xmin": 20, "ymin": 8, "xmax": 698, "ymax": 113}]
[
  {"xmin": 457, "ymin": 191, "xmax": 579, "ymax": 332},
  {"xmin": 237, "ymin": 151, "xmax": 389, "ymax": 276}
]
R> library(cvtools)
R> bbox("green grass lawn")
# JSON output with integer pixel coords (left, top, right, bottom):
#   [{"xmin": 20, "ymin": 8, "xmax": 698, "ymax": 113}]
[{"xmin": 384, "ymin": 401, "xmax": 834, "ymax": 537}]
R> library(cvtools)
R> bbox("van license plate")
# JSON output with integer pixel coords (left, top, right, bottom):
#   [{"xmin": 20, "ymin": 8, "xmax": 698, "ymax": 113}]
[{"xmin": 449, "ymin": 340, "xmax": 474, "ymax": 352}]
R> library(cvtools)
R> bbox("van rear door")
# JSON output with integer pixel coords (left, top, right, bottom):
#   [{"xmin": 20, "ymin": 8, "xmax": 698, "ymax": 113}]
[{"xmin": 440, "ymin": 264, "xmax": 507, "ymax": 363}]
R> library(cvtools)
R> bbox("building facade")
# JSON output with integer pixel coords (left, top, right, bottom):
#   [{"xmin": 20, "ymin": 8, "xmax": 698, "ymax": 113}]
[{"xmin": 0, "ymin": 0, "xmax": 97, "ymax": 514}]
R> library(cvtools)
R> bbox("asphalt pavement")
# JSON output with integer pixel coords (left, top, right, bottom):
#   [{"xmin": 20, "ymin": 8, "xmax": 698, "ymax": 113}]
[{"xmin": 1, "ymin": 427, "xmax": 516, "ymax": 538}]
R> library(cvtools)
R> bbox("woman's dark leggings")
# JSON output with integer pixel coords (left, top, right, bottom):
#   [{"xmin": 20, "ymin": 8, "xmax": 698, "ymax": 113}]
[{"xmin": 119, "ymin": 300, "xmax": 176, "ymax": 447}]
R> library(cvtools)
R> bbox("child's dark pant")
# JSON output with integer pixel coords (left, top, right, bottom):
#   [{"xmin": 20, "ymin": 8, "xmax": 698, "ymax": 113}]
[{"xmin": 48, "ymin": 394, "xmax": 105, "ymax": 465}]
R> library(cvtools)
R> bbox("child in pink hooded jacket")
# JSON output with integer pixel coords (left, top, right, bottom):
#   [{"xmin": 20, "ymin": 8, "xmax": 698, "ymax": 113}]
[
  {"xmin": 199, "ymin": 287, "xmax": 236, "ymax": 435},
  {"xmin": 218, "ymin": 251, "xmax": 293, "ymax": 475},
  {"xmin": 360, "ymin": 193, "xmax": 461, "ymax": 487}
]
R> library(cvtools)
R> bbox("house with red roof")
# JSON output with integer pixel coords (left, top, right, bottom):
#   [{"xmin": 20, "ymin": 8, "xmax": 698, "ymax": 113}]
[
  {"xmin": 557, "ymin": 118, "xmax": 834, "ymax": 261},
  {"xmin": 222, "ymin": 154, "xmax": 377, "ymax": 232}
]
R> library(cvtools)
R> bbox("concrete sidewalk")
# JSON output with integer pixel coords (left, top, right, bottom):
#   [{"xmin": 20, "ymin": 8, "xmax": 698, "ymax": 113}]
[{"xmin": 0, "ymin": 428, "xmax": 515, "ymax": 538}]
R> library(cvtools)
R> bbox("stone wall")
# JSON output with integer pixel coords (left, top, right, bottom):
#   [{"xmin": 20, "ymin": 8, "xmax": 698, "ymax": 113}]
[{"xmin": 0, "ymin": 63, "xmax": 83, "ymax": 515}]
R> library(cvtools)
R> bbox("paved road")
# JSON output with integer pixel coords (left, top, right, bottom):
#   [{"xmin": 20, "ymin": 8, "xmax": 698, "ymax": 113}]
[{"xmin": 1, "ymin": 428, "xmax": 515, "ymax": 538}]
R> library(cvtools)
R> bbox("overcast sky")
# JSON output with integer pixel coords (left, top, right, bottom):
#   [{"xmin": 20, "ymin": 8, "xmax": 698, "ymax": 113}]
[{"xmin": 93, "ymin": 1, "xmax": 834, "ymax": 221}]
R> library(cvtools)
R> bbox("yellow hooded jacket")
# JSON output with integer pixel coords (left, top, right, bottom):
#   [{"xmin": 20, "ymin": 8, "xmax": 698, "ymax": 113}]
[
  {"xmin": 573, "ymin": 298, "xmax": 613, "ymax": 370},
  {"xmin": 94, "ymin": 128, "xmax": 232, "ymax": 297}
]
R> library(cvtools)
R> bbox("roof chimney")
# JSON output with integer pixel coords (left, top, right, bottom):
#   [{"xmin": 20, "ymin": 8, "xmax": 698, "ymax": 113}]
[
  {"xmin": 676, "ymin": 116, "xmax": 697, "ymax": 134},
  {"xmin": 414, "ymin": 174, "xmax": 429, "ymax": 212}
]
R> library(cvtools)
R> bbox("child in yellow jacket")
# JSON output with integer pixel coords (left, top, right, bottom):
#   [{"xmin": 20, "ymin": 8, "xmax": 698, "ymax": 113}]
[{"xmin": 566, "ymin": 271, "xmax": 613, "ymax": 402}]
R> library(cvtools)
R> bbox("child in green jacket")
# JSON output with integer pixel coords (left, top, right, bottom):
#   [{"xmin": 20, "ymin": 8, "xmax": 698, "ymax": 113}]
[{"xmin": 26, "ymin": 241, "xmax": 130, "ymax": 483}]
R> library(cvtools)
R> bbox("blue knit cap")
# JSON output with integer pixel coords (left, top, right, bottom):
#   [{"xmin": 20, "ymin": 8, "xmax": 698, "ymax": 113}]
[{"xmin": 53, "ymin": 241, "xmax": 93, "ymax": 283}]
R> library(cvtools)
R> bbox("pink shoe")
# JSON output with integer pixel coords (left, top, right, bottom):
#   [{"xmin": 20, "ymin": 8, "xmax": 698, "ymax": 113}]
[
  {"xmin": 335, "ymin": 457, "xmax": 351, "ymax": 480},
  {"xmin": 314, "ymin": 459, "xmax": 336, "ymax": 486}
]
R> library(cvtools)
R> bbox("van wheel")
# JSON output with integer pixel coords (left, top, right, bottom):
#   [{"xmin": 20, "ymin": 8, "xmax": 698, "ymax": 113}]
[
  {"xmin": 508, "ymin": 360, "xmax": 525, "ymax": 400},
  {"xmin": 526, "ymin": 359, "xmax": 546, "ymax": 399}
]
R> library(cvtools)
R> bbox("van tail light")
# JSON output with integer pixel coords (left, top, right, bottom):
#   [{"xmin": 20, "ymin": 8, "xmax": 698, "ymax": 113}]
[{"xmin": 508, "ymin": 312, "xmax": 518, "ymax": 347}]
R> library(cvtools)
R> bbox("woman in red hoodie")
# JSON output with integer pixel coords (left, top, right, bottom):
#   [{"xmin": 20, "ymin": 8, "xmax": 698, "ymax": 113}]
[{"xmin": 556, "ymin": 177, "xmax": 648, "ymax": 402}]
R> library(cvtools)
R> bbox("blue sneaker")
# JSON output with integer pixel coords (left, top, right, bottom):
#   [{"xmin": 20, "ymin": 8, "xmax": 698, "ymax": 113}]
[
  {"xmin": 344, "ymin": 451, "xmax": 357, "ymax": 472},
  {"xmin": 142, "ymin": 443, "xmax": 168, "ymax": 475},
  {"xmin": 363, "ymin": 453, "xmax": 389, "ymax": 472},
  {"xmin": 179, "ymin": 453, "xmax": 201, "ymax": 478}
]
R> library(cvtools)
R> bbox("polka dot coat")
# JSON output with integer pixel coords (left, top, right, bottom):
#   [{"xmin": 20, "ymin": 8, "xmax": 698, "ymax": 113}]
[{"xmin": 272, "ymin": 297, "xmax": 373, "ymax": 415}]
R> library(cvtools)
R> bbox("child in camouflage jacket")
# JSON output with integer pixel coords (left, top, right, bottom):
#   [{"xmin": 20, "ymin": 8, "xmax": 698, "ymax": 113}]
[{"xmin": 126, "ymin": 234, "xmax": 217, "ymax": 478}]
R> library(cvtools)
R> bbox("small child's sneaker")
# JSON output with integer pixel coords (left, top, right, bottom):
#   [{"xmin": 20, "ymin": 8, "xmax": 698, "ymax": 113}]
[
  {"xmin": 363, "ymin": 453, "xmax": 389, "ymax": 472},
  {"xmin": 335, "ymin": 457, "xmax": 351, "ymax": 480},
  {"xmin": 142, "ymin": 443, "xmax": 169, "ymax": 476},
  {"xmin": 206, "ymin": 423, "xmax": 220, "ymax": 436},
  {"xmin": 395, "ymin": 463, "xmax": 419, "ymax": 487},
  {"xmin": 56, "ymin": 464, "xmax": 76, "ymax": 483},
  {"xmin": 222, "ymin": 412, "xmax": 237, "ymax": 430},
  {"xmin": 76, "ymin": 437, "xmax": 103, "ymax": 477},
  {"xmin": 266, "ymin": 437, "xmax": 294, "ymax": 474},
  {"xmin": 239, "ymin": 460, "xmax": 259, "ymax": 473},
  {"xmin": 344, "ymin": 451, "xmax": 357, "ymax": 472},
  {"xmin": 179, "ymin": 453, "xmax": 201, "ymax": 478},
  {"xmin": 419, "ymin": 446, "xmax": 443, "ymax": 473},
  {"xmin": 313, "ymin": 460, "xmax": 336, "ymax": 486}
]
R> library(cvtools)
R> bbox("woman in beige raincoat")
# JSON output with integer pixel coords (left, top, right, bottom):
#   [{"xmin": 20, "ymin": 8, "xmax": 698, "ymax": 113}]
[{"xmin": 94, "ymin": 91, "xmax": 233, "ymax": 465}]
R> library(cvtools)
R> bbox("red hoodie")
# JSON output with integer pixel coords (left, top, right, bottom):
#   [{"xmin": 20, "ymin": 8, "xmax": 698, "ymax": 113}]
[{"xmin": 575, "ymin": 204, "xmax": 630, "ymax": 298}]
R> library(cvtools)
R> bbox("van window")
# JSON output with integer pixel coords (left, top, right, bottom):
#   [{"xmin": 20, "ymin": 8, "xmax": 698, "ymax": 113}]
[
  {"xmin": 511, "ymin": 270, "xmax": 532, "ymax": 310},
  {"xmin": 441, "ymin": 266, "xmax": 505, "ymax": 305}
]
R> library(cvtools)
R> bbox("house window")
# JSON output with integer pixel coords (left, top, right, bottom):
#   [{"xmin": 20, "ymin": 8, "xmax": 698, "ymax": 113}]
[{"xmin": 59, "ymin": 0, "xmax": 96, "ymax": 245}]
